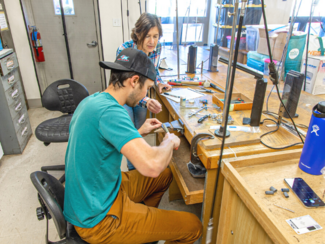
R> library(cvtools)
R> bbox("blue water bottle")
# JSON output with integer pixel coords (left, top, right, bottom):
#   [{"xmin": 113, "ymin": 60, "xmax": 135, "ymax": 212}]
[{"xmin": 299, "ymin": 101, "xmax": 325, "ymax": 175}]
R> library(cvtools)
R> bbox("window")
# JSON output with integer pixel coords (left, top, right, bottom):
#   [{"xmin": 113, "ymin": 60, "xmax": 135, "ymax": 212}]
[{"xmin": 53, "ymin": 0, "xmax": 75, "ymax": 15}]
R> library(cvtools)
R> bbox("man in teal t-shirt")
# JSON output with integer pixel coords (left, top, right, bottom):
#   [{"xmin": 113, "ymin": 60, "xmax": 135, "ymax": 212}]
[{"xmin": 64, "ymin": 48, "xmax": 202, "ymax": 244}]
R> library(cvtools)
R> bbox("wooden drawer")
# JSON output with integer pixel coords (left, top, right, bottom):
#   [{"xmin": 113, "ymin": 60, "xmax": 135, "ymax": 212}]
[
  {"xmin": 1, "ymin": 68, "xmax": 20, "ymax": 92},
  {"xmin": 158, "ymin": 132, "xmax": 204, "ymax": 205},
  {"xmin": 218, "ymin": 150, "xmax": 325, "ymax": 244},
  {"xmin": 0, "ymin": 53, "xmax": 18, "ymax": 77}
]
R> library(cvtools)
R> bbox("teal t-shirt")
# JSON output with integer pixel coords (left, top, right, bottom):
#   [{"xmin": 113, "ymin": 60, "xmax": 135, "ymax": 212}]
[{"xmin": 63, "ymin": 92, "xmax": 142, "ymax": 228}]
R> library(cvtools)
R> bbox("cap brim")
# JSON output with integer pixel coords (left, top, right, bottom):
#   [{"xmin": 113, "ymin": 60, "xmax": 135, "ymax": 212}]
[{"xmin": 99, "ymin": 61, "xmax": 133, "ymax": 72}]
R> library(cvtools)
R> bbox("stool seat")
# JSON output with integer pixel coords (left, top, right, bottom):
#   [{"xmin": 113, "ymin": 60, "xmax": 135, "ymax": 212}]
[{"xmin": 35, "ymin": 114, "xmax": 72, "ymax": 143}]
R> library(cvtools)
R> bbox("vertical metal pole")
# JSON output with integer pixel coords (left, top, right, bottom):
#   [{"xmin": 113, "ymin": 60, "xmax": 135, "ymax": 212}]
[
  {"xmin": 215, "ymin": 0, "xmax": 222, "ymax": 45},
  {"xmin": 280, "ymin": 0, "xmax": 298, "ymax": 80},
  {"xmin": 176, "ymin": 0, "xmax": 180, "ymax": 79},
  {"xmin": 59, "ymin": 0, "xmax": 73, "ymax": 79},
  {"xmin": 304, "ymin": 0, "xmax": 317, "ymax": 91},
  {"xmin": 223, "ymin": 2, "xmax": 238, "ymax": 103}
]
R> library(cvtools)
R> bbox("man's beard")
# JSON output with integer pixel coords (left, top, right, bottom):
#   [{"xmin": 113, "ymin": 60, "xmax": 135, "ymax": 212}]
[{"xmin": 126, "ymin": 89, "xmax": 141, "ymax": 107}]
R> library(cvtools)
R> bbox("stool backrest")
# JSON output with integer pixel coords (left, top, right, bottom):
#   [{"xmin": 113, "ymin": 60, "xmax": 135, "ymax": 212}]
[
  {"xmin": 30, "ymin": 171, "xmax": 67, "ymax": 239},
  {"xmin": 42, "ymin": 79, "xmax": 89, "ymax": 114}
]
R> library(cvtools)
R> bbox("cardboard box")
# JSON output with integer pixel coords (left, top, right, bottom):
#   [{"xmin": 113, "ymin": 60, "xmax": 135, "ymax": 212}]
[
  {"xmin": 273, "ymin": 32, "xmax": 287, "ymax": 61},
  {"xmin": 257, "ymin": 30, "xmax": 288, "ymax": 61},
  {"xmin": 257, "ymin": 28, "xmax": 277, "ymax": 57},
  {"xmin": 301, "ymin": 56, "xmax": 325, "ymax": 95}
]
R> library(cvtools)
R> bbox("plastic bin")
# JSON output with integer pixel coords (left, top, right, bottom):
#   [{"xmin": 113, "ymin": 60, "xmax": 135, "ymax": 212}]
[
  {"xmin": 246, "ymin": 26, "xmax": 259, "ymax": 51},
  {"xmin": 264, "ymin": 59, "xmax": 282, "ymax": 76},
  {"xmin": 247, "ymin": 51, "xmax": 269, "ymax": 62},
  {"xmin": 247, "ymin": 58, "xmax": 264, "ymax": 72},
  {"xmin": 226, "ymin": 36, "xmax": 246, "ymax": 50}
]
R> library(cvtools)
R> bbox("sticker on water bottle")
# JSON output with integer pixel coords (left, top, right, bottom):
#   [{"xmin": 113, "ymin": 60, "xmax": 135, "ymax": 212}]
[
  {"xmin": 311, "ymin": 125, "xmax": 319, "ymax": 136},
  {"xmin": 289, "ymin": 48, "xmax": 299, "ymax": 59}
]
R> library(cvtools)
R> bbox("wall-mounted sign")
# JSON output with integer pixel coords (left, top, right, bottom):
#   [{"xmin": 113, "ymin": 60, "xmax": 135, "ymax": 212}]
[{"xmin": 0, "ymin": 11, "xmax": 8, "ymax": 31}]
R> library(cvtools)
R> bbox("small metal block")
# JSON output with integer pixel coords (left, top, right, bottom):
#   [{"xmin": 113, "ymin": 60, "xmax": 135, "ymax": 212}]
[
  {"xmin": 270, "ymin": 186, "xmax": 277, "ymax": 192},
  {"xmin": 281, "ymin": 188, "xmax": 290, "ymax": 192},
  {"xmin": 265, "ymin": 191, "xmax": 274, "ymax": 195},
  {"xmin": 283, "ymin": 192, "xmax": 289, "ymax": 198}
]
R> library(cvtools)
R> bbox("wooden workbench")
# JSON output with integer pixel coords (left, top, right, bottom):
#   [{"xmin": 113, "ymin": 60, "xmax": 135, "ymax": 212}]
[
  {"xmin": 156, "ymin": 47, "xmax": 325, "ymax": 243},
  {"xmin": 217, "ymin": 150, "xmax": 325, "ymax": 244}
]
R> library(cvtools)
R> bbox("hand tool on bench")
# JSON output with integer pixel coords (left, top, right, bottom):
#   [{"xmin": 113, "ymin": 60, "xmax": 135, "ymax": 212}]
[
  {"xmin": 162, "ymin": 123, "xmax": 179, "ymax": 150},
  {"xmin": 187, "ymin": 133, "xmax": 214, "ymax": 178},
  {"xmin": 155, "ymin": 119, "xmax": 185, "ymax": 134}
]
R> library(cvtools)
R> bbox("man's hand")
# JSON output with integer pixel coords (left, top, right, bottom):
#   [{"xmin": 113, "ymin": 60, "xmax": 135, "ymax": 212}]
[
  {"xmin": 147, "ymin": 99, "xmax": 162, "ymax": 114},
  {"xmin": 138, "ymin": 118, "xmax": 162, "ymax": 137},
  {"xmin": 163, "ymin": 133, "xmax": 180, "ymax": 150},
  {"xmin": 158, "ymin": 83, "xmax": 172, "ymax": 93}
]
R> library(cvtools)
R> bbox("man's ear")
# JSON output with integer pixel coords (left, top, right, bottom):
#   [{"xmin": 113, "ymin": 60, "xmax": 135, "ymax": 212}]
[{"xmin": 130, "ymin": 75, "xmax": 140, "ymax": 88}]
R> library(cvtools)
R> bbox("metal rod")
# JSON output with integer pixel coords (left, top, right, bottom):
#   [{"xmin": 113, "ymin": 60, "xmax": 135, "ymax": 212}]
[
  {"xmin": 207, "ymin": 2, "xmax": 247, "ymax": 243},
  {"xmin": 176, "ymin": 0, "xmax": 180, "ymax": 79},
  {"xmin": 274, "ymin": 204, "xmax": 295, "ymax": 213},
  {"xmin": 221, "ymin": 2, "xmax": 239, "ymax": 128},
  {"xmin": 215, "ymin": 0, "xmax": 222, "ymax": 45},
  {"xmin": 280, "ymin": 0, "xmax": 299, "ymax": 80},
  {"xmin": 139, "ymin": 0, "xmax": 142, "ymax": 14},
  {"xmin": 59, "ymin": 0, "xmax": 73, "ymax": 79},
  {"xmin": 127, "ymin": 0, "xmax": 130, "ymax": 40},
  {"xmin": 120, "ymin": 0, "xmax": 125, "ymax": 43},
  {"xmin": 304, "ymin": 0, "xmax": 317, "ymax": 91}
]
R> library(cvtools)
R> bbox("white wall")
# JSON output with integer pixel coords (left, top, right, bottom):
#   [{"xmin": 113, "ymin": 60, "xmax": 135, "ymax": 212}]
[{"xmin": 4, "ymin": 0, "xmax": 41, "ymax": 103}]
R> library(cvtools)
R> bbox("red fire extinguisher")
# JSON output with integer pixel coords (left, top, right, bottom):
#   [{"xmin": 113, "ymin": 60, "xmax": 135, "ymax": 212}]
[{"xmin": 30, "ymin": 26, "xmax": 45, "ymax": 62}]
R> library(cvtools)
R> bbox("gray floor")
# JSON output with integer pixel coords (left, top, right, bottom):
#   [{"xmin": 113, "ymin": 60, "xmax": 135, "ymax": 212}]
[{"xmin": 0, "ymin": 107, "xmax": 202, "ymax": 244}]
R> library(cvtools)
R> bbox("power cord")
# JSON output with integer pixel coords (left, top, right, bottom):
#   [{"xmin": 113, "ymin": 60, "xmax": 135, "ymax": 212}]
[
  {"xmin": 260, "ymin": 118, "xmax": 303, "ymax": 150},
  {"xmin": 261, "ymin": 0, "xmax": 305, "ymax": 148}
]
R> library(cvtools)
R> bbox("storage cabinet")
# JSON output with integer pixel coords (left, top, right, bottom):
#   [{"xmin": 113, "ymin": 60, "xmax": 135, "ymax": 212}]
[{"xmin": 0, "ymin": 49, "xmax": 32, "ymax": 154}]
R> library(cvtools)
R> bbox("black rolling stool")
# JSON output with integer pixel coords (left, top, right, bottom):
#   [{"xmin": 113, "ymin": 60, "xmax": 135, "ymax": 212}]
[
  {"xmin": 35, "ymin": 79, "xmax": 89, "ymax": 182},
  {"xmin": 30, "ymin": 171, "xmax": 89, "ymax": 244}
]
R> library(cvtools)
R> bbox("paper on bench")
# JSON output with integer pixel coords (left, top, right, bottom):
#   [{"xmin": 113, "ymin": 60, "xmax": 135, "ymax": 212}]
[{"xmin": 160, "ymin": 88, "xmax": 204, "ymax": 103}]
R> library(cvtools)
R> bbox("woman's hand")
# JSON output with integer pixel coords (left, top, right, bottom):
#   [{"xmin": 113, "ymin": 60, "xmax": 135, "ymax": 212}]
[
  {"xmin": 158, "ymin": 83, "xmax": 172, "ymax": 93},
  {"xmin": 147, "ymin": 99, "xmax": 162, "ymax": 114}
]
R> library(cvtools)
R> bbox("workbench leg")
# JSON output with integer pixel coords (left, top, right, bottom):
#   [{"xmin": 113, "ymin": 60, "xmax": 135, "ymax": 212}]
[
  {"xmin": 168, "ymin": 176, "xmax": 183, "ymax": 202},
  {"xmin": 200, "ymin": 169, "xmax": 224, "ymax": 244}
]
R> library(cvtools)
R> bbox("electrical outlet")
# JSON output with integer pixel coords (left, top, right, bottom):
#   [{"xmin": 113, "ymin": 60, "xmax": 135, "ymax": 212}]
[{"xmin": 113, "ymin": 18, "xmax": 121, "ymax": 27}]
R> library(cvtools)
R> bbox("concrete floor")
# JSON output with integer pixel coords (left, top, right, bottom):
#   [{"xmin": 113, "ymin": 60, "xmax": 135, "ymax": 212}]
[{"xmin": 0, "ymin": 107, "xmax": 202, "ymax": 244}]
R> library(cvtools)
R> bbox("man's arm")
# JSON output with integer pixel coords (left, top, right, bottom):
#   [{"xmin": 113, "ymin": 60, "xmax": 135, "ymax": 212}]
[{"xmin": 121, "ymin": 133, "xmax": 179, "ymax": 178}]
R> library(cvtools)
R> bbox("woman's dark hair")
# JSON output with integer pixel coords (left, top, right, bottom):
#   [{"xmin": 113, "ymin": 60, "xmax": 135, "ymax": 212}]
[
  {"xmin": 109, "ymin": 70, "xmax": 147, "ymax": 89},
  {"xmin": 131, "ymin": 13, "xmax": 162, "ymax": 46}
]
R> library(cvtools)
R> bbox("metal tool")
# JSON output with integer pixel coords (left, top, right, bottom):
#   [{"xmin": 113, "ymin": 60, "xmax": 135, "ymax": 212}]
[
  {"xmin": 210, "ymin": 83, "xmax": 225, "ymax": 93},
  {"xmin": 161, "ymin": 119, "xmax": 184, "ymax": 134},
  {"xmin": 198, "ymin": 114, "xmax": 209, "ymax": 123},
  {"xmin": 187, "ymin": 133, "xmax": 214, "ymax": 178},
  {"xmin": 197, "ymin": 88, "xmax": 216, "ymax": 93},
  {"xmin": 274, "ymin": 204, "xmax": 295, "ymax": 213},
  {"xmin": 162, "ymin": 123, "xmax": 179, "ymax": 150},
  {"xmin": 188, "ymin": 106, "xmax": 207, "ymax": 118}
]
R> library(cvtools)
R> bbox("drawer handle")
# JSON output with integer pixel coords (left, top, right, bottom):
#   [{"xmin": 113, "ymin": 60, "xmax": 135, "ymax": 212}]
[
  {"xmin": 11, "ymin": 89, "xmax": 19, "ymax": 98},
  {"xmin": 15, "ymin": 103, "xmax": 22, "ymax": 111},
  {"xmin": 18, "ymin": 114, "xmax": 25, "ymax": 124},
  {"xmin": 7, "ymin": 60, "xmax": 14, "ymax": 69},
  {"xmin": 22, "ymin": 127, "xmax": 28, "ymax": 136},
  {"xmin": 8, "ymin": 75, "xmax": 15, "ymax": 84}
]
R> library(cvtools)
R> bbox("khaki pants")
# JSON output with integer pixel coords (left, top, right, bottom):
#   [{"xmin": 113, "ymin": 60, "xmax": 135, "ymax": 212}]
[{"xmin": 75, "ymin": 168, "xmax": 202, "ymax": 244}]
